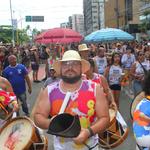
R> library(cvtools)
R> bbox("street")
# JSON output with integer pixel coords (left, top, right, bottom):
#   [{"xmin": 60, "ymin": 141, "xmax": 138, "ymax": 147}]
[{"xmin": 25, "ymin": 65, "xmax": 136, "ymax": 150}]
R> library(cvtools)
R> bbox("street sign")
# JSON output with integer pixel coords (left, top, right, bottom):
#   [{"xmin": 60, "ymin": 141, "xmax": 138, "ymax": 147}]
[
  {"xmin": 25, "ymin": 16, "xmax": 44, "ymax": 22},
  {"xmin": 26, "ymin": 16, "xmax": 32, "ymax": 22}
]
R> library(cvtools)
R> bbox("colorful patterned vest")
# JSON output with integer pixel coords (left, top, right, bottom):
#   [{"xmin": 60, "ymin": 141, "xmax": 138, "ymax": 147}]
[{"xmin": 47, "ymin": 79, "xmax": 99, "ymax": 150}]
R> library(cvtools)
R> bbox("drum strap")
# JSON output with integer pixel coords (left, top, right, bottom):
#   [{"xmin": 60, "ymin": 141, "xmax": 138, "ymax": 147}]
[
  {"xmin": 84, "ymin": 142, "xmax": 99, "ymax": 150},
  {"xmin": 137, "ymin": 143, "xmax": 148, "ymax": 150},
  {"xmin": 59, "ymin": 92, "xmax": 71, "ymax": 114}
]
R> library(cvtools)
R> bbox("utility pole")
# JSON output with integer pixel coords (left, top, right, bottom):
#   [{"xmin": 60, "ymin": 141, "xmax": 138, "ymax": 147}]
[
  {"xmin": 9, "ymin": 0, "xmax": 15, "ymax": 46},
  {"xmin": 114, "ymin": 0, "xmax": 119, "ymax": 28}
]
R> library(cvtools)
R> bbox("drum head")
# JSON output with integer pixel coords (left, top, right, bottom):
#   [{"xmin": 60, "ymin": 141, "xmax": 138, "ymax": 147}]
[
  {"xmin": 130, "ymin": 92, "xmax": 145, "ymax": 119},
  {"xmin": 0, "ymin": 117, "xmax": 34, "ymax": 150}
]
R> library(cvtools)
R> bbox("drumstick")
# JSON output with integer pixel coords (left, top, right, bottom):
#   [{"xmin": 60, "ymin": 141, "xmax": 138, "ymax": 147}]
[{"xmin": 0, "ymin": 102, "xmax": 9, "ymax": 114}]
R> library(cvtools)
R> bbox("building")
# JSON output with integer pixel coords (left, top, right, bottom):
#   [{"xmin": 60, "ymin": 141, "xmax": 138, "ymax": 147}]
[
  {"xmin": 104, "ymin": 0, "xmax": 126, "ymax": 29},
  {"xmin": 60, "ymin": 22, "xmax": 69, "ymax": 28},
  {"xmin": 83, "ymin": 0, "xmax": 103, "ymax": 35},
  {"xmin": 71, "ymin": 14, "xmax": 84, "ymax": 36}
]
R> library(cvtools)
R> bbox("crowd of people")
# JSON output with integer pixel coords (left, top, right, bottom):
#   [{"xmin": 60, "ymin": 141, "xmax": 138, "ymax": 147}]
[{"xmin": 0, "ymin": 40, "xmax": 150, "ymax": 150}]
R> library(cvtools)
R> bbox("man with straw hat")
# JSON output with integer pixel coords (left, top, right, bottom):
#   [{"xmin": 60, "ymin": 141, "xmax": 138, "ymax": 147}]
[
  {"xmin": 78, "ymin": 43, "xmax": 90, "ymax": 60},
  {"xmin": 33, "ymin": 50, "xmax": 109, "ymax": 150}
]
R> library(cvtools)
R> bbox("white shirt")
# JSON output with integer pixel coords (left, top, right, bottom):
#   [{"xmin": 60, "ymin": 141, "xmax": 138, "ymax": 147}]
[{"xmin": 108, "ymin": 65, "xmax": 122, "ymax": 85}]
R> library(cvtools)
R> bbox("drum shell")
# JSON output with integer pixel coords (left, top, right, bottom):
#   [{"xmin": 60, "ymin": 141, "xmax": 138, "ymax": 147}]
[
  {"xmin": 130, "ymin": 92, "xmax": 145, "ymax": 119},
  {"xmin": 99, "ymin": 111, "xmax": 129, "ymax": 149}
]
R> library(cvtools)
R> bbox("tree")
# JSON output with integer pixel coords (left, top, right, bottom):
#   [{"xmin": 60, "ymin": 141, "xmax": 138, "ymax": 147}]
[
  {"xmin": 138, "ymin": 10, "xmax": 150, "ymax": 33},
  {"xmin": 0, "ymin": 25, "xmax": 30, "ymax": 44}
]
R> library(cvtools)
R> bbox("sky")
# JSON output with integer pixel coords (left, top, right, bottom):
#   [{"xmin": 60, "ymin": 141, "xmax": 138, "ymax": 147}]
[{"xmin": 0, "ymin": 0, "xmax": 83, "ymax": 31}]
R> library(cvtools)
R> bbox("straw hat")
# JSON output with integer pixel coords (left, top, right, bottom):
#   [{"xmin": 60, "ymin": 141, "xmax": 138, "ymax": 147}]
[
  {"xmin": 53, "ymin": 50, "xmax": 90, "ymax": 75},
  {"xmin": 30, "ymin": 46, "xmax": 37, "ymax": 51},
  {"xmin": 116, "ymin": 43, "xmax": 121, "ymax": 46},
  {"xmin": 78, "ymin": 44, "xmax": 89, "ymax": 51}
]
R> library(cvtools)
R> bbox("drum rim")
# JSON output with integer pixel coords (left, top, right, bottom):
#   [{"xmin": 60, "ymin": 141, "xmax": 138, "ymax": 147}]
[
  {"xmin": 130, "ymin": 91, "xmax": 145, "ymax": 119},
  {"xmin": 0, "ymin": 116, "xmax": 35, "ymax": 149},
  {"xmin": 99, "ymin": 127, "xmax": 129, "ymax": 149}
]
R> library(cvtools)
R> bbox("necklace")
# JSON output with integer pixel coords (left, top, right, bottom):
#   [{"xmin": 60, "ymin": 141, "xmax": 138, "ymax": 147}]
[{"xmin": 60, "ymin": 80, "xmax": 82, "ymax": 93}]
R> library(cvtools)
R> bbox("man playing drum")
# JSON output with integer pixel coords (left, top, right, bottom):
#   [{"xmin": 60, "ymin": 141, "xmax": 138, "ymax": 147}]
[{"xmin": 33, "ymin": 50, "xmax": 110, "ymax": 150}]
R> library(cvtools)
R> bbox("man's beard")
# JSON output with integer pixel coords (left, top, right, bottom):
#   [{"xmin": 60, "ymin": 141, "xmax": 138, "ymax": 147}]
[{"xmin": 61, "ymin": 75, "xmax": 81, "ymax": 84}]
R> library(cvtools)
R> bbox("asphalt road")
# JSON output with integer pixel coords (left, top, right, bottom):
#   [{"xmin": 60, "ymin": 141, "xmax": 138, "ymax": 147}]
[{"xmin": 24, "ymin": 65, "xmax": 136, "ymax": 150}]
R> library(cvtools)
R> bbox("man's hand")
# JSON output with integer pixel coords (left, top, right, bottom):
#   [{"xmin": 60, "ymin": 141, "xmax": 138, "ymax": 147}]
[
  {"xmin": 73, "ymin": 128, "xmax": 90, "ymax": 145},
  {"xmin": 12, "ymin": 101, "xmax": 19, "ymax": 112}
]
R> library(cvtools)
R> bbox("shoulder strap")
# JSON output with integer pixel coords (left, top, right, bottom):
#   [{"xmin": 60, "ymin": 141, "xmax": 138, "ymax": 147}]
[
  {"xmin": 59, "ymin": 92, "xmax": 71, "ymax": 114},
  {"xmin": 138, "ymin": 61, "xmax": 147, "ymax": 74}
]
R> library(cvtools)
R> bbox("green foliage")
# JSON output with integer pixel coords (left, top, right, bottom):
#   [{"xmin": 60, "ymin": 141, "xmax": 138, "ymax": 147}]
[
  {"xmin": 0, "ymin": 25, "xmax": 30, "ymax": 44},
  {"xmin": 138, "ymin": 10, "xmax": 150, "ymax": 33}
]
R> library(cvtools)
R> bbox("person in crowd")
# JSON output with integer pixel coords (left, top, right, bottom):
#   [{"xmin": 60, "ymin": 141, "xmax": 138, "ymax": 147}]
[
  {"xmin": 32, "ymin": 50, "xmax": 109, "ymax": 150},
  {"xmin": 121, "ymin": 46, "xmax": 136, "ymax": 93},
  {"xmin": 78, "ymin": 43, "xmax": 90, "ymax": 60},
  {"xmin": 104, "ymin": 52, "xmax": 123, "ymax": 109},
  {"xmin": 85, "ymin": 58, "xmax": 117, "ymax": 111},
  {"xmin": 21, "ymin": 46, "xmax": 30, "ymax": 69},
  {"xmin": 130, "ymin": 51, "xmax": 150, "ymax": 97},
  {"xmin": 2, "ymin": 55, "xmax": 32, "ymax": 116},
  {"xmin": 114, "ymin": 43, "xmax": 123, "ymax": 54},
  {"xmin": 30, "ymin": 46, "xmax": 40, "ymax": 82},
  {"xmin": 133, "ymin": 71, "xmax": 150, "ymax": 150},
  {"xmin": 93, "ymin": 46, "xmax": 107, "ymax": 75},
  {"xmin": 44, "ymin": 47, "xmax": 59, "ymax": 81},
  {"xmin": 43, "ymin": 67, "xmax": 59, "ymax": 89}
]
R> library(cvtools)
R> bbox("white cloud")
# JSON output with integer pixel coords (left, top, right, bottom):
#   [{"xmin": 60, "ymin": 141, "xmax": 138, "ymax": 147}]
[{"xmin": 0, "ymin": 0, "xmax": 83, "ymax": 30}]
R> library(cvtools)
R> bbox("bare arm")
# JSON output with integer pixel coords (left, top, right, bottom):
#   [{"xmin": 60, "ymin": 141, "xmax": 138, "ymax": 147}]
[
  {"xmin": 104, "ymin": 66, "xmax": 109, "ymax": 79},
  {"xmin": 130, "ymin": 63, "xmax": 136, "ymax": 79},
  {"xmin": 33, "ymin": 87, "xmax": 51, "ymax": 129},
  {"xmin": 101, "ymin": 75, "xmax": 117, "ymax": 110},
  {"xmin": 93, "ymin": 58, "xmax": 98, "ymax": 73},
  {"xmin": 91, "ymin": 84, "xmax": 110, "ymax": 133},
  {"xmin": 25, "ymin": 75, "xmax": 32, "ymax": 93},
  {"xmin": 4, "ymin": 78, "xmax": 14, "ymax": 92}
]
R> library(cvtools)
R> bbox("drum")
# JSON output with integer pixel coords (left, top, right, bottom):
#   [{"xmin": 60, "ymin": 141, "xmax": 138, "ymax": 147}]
[
  {"xmin": 0, "ymin": 117, "xmax": 48, "ymax": 150},
  {"xmin": 99, "ymin": 111, "xmax": 129, "ymax": 149},
  {"xmin": 130, "ymin": 92, "xmax": 145, "ymax": 119}
]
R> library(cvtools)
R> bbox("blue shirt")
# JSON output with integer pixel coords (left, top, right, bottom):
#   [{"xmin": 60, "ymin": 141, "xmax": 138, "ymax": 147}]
[{"xmin": 2, "ymin": 64, "xmax": 28, "ymax": 95}]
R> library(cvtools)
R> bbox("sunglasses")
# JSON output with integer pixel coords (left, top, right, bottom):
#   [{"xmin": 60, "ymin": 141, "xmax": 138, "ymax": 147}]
[{"xmin": 139, "ymin": 54, "xmax": 145, "ymax": 56}]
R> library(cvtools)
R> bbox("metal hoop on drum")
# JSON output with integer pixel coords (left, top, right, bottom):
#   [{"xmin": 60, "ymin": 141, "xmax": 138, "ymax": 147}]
[
  {"xmin": 0, "ymin": 116, "xmax": 48, "ymax": 150},
  {"xmin": 130, "ymin": 91, "xmax": 145, "ymax": 119},
  {"xmin": 98, "ymin": 110, "xmax": 129, "ymax": 149}
]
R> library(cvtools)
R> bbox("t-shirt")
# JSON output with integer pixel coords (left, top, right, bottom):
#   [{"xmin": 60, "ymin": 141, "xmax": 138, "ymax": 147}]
[
  {"xmin": 2, "ymin": 64, "xmax": 28, "ymax": 95},
  {"xmin": 121, "ymin": 54, "xmax": 135, "ymax": 69},
  {"xmin": 108, "ymin": 65, "xmax": 122, "ymax": 85},
  {"xmin": 94, "ymin": 56, "xmax": 107, "ymax": 74}
]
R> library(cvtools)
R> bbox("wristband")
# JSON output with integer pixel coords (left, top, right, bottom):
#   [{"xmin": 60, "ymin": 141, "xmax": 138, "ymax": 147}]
[{"xmin": 87, "ymin": 127, "xmax": 94, "ymax": 137}]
